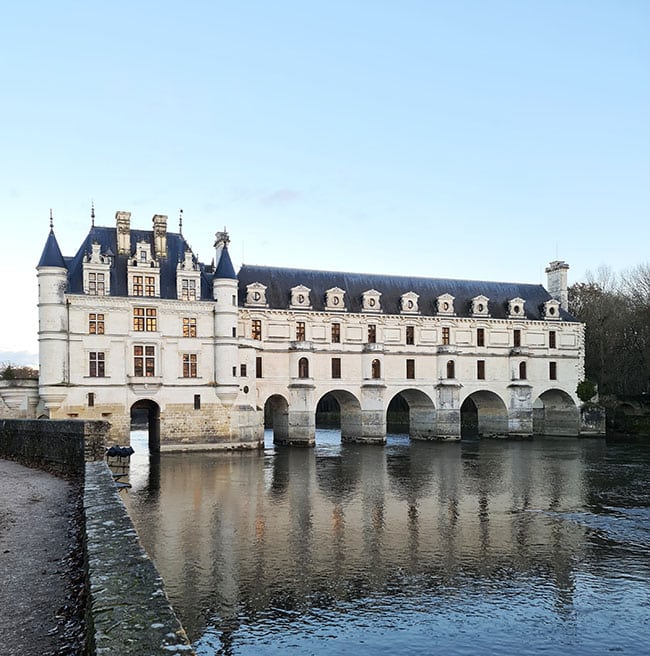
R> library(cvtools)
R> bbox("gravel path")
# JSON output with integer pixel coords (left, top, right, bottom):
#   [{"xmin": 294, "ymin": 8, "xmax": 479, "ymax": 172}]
[{"xmin": 0, "ymin": 459, "xmax": 85, "ymax": 656}]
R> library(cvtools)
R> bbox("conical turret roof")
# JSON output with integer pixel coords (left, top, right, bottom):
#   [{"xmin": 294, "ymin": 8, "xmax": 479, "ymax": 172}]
[
  {"xmin": 37, "ymin": 228, "xmax": 67, "ymax": 269},
  {"xmin": 214, "ymin": 245, "xmax": 237, "ymax": 279}
]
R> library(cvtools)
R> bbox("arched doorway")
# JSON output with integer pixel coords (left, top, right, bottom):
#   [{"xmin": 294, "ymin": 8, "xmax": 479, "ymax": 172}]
[
  {"xmin": 264, "ymin": 394, "xmax": 290, "ymax": 445},
  {"xmin": 315, "ymin": 390, "xmax": 362, "ymax": 443},
  {"xmin": 387, "ymin": 389, "xmax": 436, "ymax": 440},
  {"xmin": 533, "ymin": 389, "xmax": 580, "ymax": 436},
  {"xmin": 461, "ymin": 391, "xmax": 508, "ymax": 439},
  {"xmin": 130, "ymin": 399, "xmax": 160, "ymax": 453}
]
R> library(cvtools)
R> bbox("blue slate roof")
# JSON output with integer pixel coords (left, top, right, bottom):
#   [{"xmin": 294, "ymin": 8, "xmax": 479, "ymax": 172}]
[
  {"xmin": 37, "ymin": 229, "xmax": 67, "ymax": 268},
  {"xmin": 214, "ymin": 246, "xmax": 237, "ymax": 279},
  {"xmin": 237, "ymin": 264, "xmax": 578, "ymax": 321}
]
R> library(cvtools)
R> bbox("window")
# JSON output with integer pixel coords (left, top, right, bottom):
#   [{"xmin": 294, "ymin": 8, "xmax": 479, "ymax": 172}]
[
  {"xmin": 514, "ymin": 329, "xmax": 521, "ymax": 347},
  {"xmin": 371, "ymin": 359, "xmax": 381, "ymax": 379},
  {"xmin": 133, "ymin": 275, "xmax": 144, "ymax": 296},
  {"xmin": 134, "ymin": 345, "xmax": 155, "ymax": 377},
  {"xmin": 331, "ymin": 322, "xmax": 341, "ymax": 343},
  {"xmin": 442, "ymin": 327, "xmax": 450, "ymax": 345},
  {"xmin": 89, "ymin": 352, "xmax": 105, "ymax": 377},
  {"xmin": 549, "ymin": 330, "xmax": 557, "ymax": 349},
  {"xmin": 133, "ymin": 307, "xmax": 157, "ymax": 332},
  {"xmin": 89, "ymin": 313, "xmax": 104, "ymax": 335},
  {"xmin": 240, "ymin": 363, "xmax": 247, "ymax": 377},
  {"xmin": 194, "ymin": 394, "xmax": 201, "ymax": 410},
  {"xmin": 549, "ymin": 361, "xmax": 557, "ymax": 380},
  {"xmin": 298, "ymin": 357, "xmax": 309, "ymax": 379},
  {"xmin": 87, "ymin": 392, "xmax": 95, "ymax": 407},
  {"xmin": 183, "ymin": 353, "xmax": 197, "ymax": 378},
  {"xmin": 477, "ymin": 360, "xmax": 485, "ymax": 380},
  {"xmin": 88, "ymin": 272, "xmax": 105, "ymax": 296},
  {"xmin": 406, "ymin": 326, "xmax": 415, "ymax": 345},
  {"xmin": 477, "ymin": 328, "xmax": 485, "ymax": 347},
  {"xmin": 145, "ymin": 276, "xmax": 156, "ymax": 297},
  {"xmin": 519, "ymin": 361, "xmax": 527, "ymax": 379},
  {"xmin": 232, "ymin": 326, "xmax": 237, "ymax": 337},
  {"xmin": 140, "ymin": 249, "xmax": 147, "ymax": 262},
  {"xmin": 331, "ymin": 357, "xmax": 341, "ymax": 379},
  {"xmin": 406, "ymin": 359, "xmax": 415, "ymax": 379},
  {"xmin": 446, "ymin": 360, "xmax": 455, "ymax": 379},
  {"xmin": 252, "ymin": 319, "xmax": 262, "ymax": 340},
  {"xmin": 181, "ymin": 278, "xmax": 197, "ymax": 300},
  {"xmin": 296, "ymin": 321, "xmax": 306, "ymax": 341},
  {"xmin": 256, "ymin": 357, "xmax": 263, "ymax": 379},
  {"xmin": 368, "ymin": 324, "xmax": 377, "ymax": 343},
  {"xmin": 183, "ymin": 317, "xmax": 197, "ymax": 337}
]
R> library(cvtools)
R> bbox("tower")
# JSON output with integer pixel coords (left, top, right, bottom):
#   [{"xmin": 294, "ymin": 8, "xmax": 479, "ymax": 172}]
[
  {"xmin": 36, "ymin": 213, "xmax": 69, "ymax": 414},
  {"xmin": 545, "ymin": 260, "xmax": 570, "ymax": 311}
]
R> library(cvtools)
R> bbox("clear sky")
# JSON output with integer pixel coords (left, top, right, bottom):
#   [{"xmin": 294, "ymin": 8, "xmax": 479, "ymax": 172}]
[{"xmin": 1, "ymin": 1, "xmax": 648, "ymax": 365}]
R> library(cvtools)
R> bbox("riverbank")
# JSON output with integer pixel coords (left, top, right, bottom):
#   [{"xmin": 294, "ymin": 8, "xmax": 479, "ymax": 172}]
[{"xmin": 0, "ymin": 459, "xmax": 86, "ymax": 655}]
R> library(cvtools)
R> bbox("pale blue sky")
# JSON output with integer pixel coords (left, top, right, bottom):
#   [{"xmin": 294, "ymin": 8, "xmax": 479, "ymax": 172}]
[{"xmin": 1, "ymin": 1, "xmax": 648, "ymax": 363}]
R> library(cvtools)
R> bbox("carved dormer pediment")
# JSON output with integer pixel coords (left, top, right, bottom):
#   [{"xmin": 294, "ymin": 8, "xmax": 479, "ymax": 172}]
[
  {"xmin": 508, "ymin": 297, "xmax": 526, "ymax": 319},
  {"xmin": 246, "ymin": 282, "xmax": 268, "ymax": 307},
  {"xmin": 436, "ymin": 293, "xmax": 455, "ymax": 316},
  {"xmin": 131, "ymin": 240, "xmax": 158, "ymax": 268},
  {"xmin": 471, "ymin": 295, "xmax": 490, "ymax": 317},
  {"xmin": 290, "ymin": 285, "xmax": 312, "ymax": 310},
  {"xmin": 82, "ymin": 241, "xmax": 111, "ymax": 296},
  {"xmin": 400, "ymin": 291, "xmax": 419, "ymax": 314},
  {"xmin": 178, "ymin": 249, "xmax": 198, "ymax": 272},
  {"xmin": 325, "ymin": 287, "xmax": 346, "ymax": 311},
  {"xmin": 362, "ymin": 289, "xmax": 382, "ymax": 312},
  {"xmin": 543, "ymin": 299, "xmax": 561, "ymax": 320}
]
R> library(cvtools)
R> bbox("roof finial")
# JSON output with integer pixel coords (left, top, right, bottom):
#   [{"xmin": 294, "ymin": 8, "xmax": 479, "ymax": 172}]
[
  {"xmin": 179, "ymin": 208, "xmax": 183, "ymax": 235},
  {"xmin": 49, "ymin": 208, "xmax": 54, "ymax": 231},
  {"xmin": 91, "ymin": 200, "xmax": 95, "ymax": 227}
]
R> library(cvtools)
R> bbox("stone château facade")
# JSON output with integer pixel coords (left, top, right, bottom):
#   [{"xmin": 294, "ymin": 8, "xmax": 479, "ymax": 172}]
[{"xmin": 37, "ymin": 210, "xmax": 591, "ymax": 450}]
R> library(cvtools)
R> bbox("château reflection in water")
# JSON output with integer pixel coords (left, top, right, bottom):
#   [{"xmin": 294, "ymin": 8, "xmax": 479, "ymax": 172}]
[{"xmin": 122, "ymin": 430, "xmax": 650, "ymax": 655}]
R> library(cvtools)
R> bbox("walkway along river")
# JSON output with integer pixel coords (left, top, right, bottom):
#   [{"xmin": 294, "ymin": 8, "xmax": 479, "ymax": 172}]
[{"xmin": 121, "ymin": 430, "xmax": 650, "ymax": 656}]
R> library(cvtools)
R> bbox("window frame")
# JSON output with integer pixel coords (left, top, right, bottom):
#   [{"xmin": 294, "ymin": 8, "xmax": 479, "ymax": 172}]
[{"xmin": 89, "ymin": 351, "xmax": 105, "ymax": 377}]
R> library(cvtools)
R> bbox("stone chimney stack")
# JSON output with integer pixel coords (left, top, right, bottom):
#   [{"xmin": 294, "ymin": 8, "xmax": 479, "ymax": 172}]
[
  {"xmin": 116, "ymin": 211, "xmax": 131, "ymax": 255},
  {"xmin": 153, "ymin": 214, "xmax": 168, "ymax": 259},
  {"xmin": 545, "ymin": 260, "xmax": 570, "ymax": 311}
]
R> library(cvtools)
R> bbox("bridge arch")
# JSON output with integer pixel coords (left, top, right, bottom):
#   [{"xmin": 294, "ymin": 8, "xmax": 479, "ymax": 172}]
[
  {"xmin": 315, "ymin": 389, "xmax": 362, "ymax": 443},
  {"xmin": 460, "ymin": 390, "xmax": 508, "ymax": 439},
  {"xmin": 264, "ymin": 394, "xmax": 290, "ymax": 444},
  {"xmin": 533, "ymin": 389, "xmax": 580, "ymax": 436},
  {"xmin": 387, "ymin": 388, "xmax": 436, "ymax": 440},
  {"xmin": 130, "ymin": 399, "xmax": 160, "ymax": 453}
]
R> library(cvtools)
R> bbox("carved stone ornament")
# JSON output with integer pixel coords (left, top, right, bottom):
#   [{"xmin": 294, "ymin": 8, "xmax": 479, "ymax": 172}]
[
  {"xmin": 436, "ymin": 293, "xmax": 455, "ymax": 315},
  {"xmin": 325, "ymin": 287, "xmax": 346, "ymax": 311},
  {"xmin": 400, "ymin": 292, "xmax": 419, "ymax": 314},
  {"xmin": 543, "ymin": 299, "xmax": 561, "ymax": 320},
  {"xmin": 290, "ymin": 285, "xmax": 312, "ymax": 309},
  {"xmin": 246, "ymin": 282, "xmax": 268, "ymax": 307},
  {"xmin": 471, "ymin": 295, "xmax": 490, "ymax": 317},
  {"xmin": 508, "ymin": 297, "xmax": 526, "ymax": 318},
  {"xmin": 362, "ymin": 289, "xmax": 382, "ymax": 312}
]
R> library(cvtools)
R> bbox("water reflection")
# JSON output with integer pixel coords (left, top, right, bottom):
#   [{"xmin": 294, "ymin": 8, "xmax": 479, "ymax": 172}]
[{"xmin": 121, "ymin": 432, "xmax": 650, "ymax": 655}]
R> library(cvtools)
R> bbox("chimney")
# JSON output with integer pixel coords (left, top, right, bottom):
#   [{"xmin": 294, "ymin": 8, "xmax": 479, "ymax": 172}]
[
  {"xmin": 153, "ymin": 214, "xmax": 168, "ymax": 259},
  {"xmin": 545, "ymin": 260, "xmax": 570, "ymax": 311},
  {"xmin": 116, "ymin": 211, "xmax": 131, "ymax": 255}
]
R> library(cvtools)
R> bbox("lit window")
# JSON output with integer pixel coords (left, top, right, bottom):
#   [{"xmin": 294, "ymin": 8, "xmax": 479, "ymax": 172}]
[
  {"xmin": 332, "ymin": 357, "xmax": 341, "ymax": 379},
  {"xmin": 134, "ymin": 345, "xmax": 155, "ymax": 377},
  {"xmin": 549, "ymin": 330, "xmax": 556, "ymax": 349},
  {"xmin": 446, "ymin": 360, "xmax": 455, "ymax": 379},
  {"xmin": 298, "ymin": 357, "xmax": 309, "ymax": 379},
  {"xmin": 371, "ymin": 359, "xmax": 381, "ymax": 379},
  {"xmin": 183, "ymin": 317, "xmax": 197, "ymax": 337},
  {"xmin": 252, "ymin": 319, "xmax": 262, "ymax": 340},
  {"xmin": 145, "ymin": 276, "xmax": 156, "ymax": 297},
  {"xmin": 477, "ymin": 360, "xmax": 485, "ymax": 380},
  {"xmin": 89, "ymin": 352, "xmax": 105, "ymax": 377},
  {"xmin": 183, "ymin": 353, "xmax": 197, "ymax": 378},
  {"xmin": 296, "ymin": 321, "xmax": 306, "ymax": 341},
  {"xmin": 133, "ymin": 308, "xmax": 158, "ymax": 332},
  {"xmin": 331, "ymin": 323, "xmax": 341, "ymax": 343},
  {"xmin": 368, "ymin": 324, "xmax": 377, "ymax": 344},
  {"xmin": 477, "ymin": 328, "xmax": 485, "ymax": 347},
  {"xmin": 442, "ymin": 327, "xmax": 450, "ymax": 345},
  {"xmin": 89, "ymin": 313, "xmax": 104, "ymax": 335},
  {"xmin": 406, "ymin": 326, "xmax": 414, "ymax": 345},
  {"xmin": 549, "ymin": 361, "xmax": 557, "ymax": 380},
  {"xmin": 133, "ymin": 275, "xmax": 144, "ymax": 296}
]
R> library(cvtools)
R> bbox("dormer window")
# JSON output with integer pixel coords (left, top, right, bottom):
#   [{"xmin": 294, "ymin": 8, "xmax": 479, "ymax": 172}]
[
  {"xmin": 543, "ymin": 299, "xmax": 561, "ymax": 321},
  {"xmin": 325, "ymin": 287, "xmax": 346, "ymax": 311},
  {"xmin": 245, "ymin": 283, "xmax": 268, "ymax": 307},
  {"xmin": 362, "ymin": 289, "xmax": 382, "ymax": 313},
  {"xmin": 83, "ymin": 242, "xmax": 111, "ymax": 296},
  {"xmin": 140, "ymin": 249, "xmax": 147, "ymax": 262},
  {"xmin": 437, "ymin": 294, "xmax": 455, "ymax": 316},
  {"xmin": 508, "ymin": 297, "xmax": 526, "ymax": 319},
  {"xmin": 128, "ymin": 240, "xmax": 160, "ymax": 297},
  {"xmin": 471, "ymin": 295, "xmax": 490, "ymax": 317},
  {"xmin": 400, "ymin": 292, "xmax": 419, "ymax": 314},
  {"xmin": 290, "ymin": 285, "xmax": 311, "ymax": 310}
]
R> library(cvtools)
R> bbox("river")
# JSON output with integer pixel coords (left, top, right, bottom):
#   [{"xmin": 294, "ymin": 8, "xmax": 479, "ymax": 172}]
[{"xmin": 121, "ymin": 430, "xmax": 650, "ymax": 655}]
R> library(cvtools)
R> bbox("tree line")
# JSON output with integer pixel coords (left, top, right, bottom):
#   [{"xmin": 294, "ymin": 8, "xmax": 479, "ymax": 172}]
[{"xmin": 569, "ymin": 263, "xmax": 650, "ymax": 399}]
